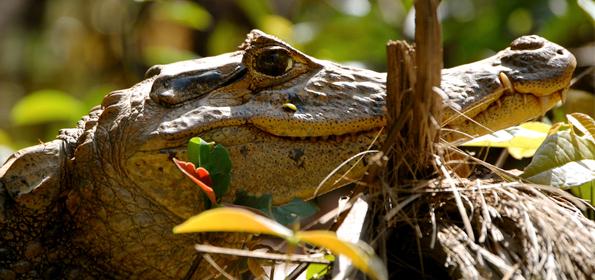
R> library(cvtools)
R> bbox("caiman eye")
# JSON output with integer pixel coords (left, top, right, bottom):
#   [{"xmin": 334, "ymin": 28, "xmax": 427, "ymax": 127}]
[{"xmin": 254, "ymin": 47, "xmax": 294, "ymax": 77}]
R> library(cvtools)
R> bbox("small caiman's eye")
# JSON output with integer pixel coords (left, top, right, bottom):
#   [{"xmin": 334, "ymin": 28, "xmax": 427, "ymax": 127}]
[{"xmin": 254, "ymin": 47, "xmax": 294, "ymax": 77}]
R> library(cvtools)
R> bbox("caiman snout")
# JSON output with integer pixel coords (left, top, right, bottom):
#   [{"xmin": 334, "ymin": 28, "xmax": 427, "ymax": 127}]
[
  {"xmin": 150, "ymin": 64, "xmax": 247, "ymax": 106},
  {"xmin": 499, "ymin": 35, "xmax": 576, "ymax": 97}
]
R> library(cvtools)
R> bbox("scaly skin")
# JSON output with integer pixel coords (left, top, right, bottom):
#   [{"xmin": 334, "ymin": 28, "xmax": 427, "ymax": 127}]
[{"xmin": 0, "ymin": 31, "xmax": 575, "ymax": 278}]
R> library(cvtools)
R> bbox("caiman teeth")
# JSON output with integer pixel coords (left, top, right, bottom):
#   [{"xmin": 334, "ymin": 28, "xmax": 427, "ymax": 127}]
[{"xmin": 499, "ymin": 72, "xmax": 514, "ymax": 93}]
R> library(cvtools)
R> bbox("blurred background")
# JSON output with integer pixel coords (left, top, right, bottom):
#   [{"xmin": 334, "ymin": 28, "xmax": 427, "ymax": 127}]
[{"xmin": 0, "ymin": 0, "xmax": 593, "ymax": 152}]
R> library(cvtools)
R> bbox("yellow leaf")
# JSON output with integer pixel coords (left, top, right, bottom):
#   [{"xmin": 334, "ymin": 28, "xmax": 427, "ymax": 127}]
[
  {"xmin": 294, "ymin": 230, "xmax": 387, "ymax": 280},
  {"xmin": 173, "ymin": 207, "xmax": 293, "ymax": 238},
  {"xmin": 462, "ymin": 122, "xmax": 551, "ymax": 159}
]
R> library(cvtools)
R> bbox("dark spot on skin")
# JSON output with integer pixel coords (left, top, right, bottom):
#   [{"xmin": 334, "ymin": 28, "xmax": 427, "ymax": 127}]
[
  {"xmin": 240, "ymin": 146, "xmax": 249, "ymax": 158},
  {"xmin": 289, "ymin": 148, "xmax": 305, "ymax": 168},
  {"xmin": 159, "ymin": 149, "xmax": 177, "ymax": 160}
]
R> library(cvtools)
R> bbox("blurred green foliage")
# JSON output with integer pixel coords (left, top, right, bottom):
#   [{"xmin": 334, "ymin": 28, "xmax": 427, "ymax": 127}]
[{"xmin": 0, "ymin": 0, "xmax": 593, "ymax": 150}]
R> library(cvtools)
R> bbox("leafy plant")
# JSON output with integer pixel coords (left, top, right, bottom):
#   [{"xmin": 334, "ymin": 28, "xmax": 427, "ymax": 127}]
[
  {"xmin": 174, "ymin": 137, "xmax": 318, "ymax": 223},
  {"xmin": 173, "ymin": 207, "xmax": 388, "ymax": 280},
  {"xmin": 522, "ymin": 113, "xmax": 595, "ymax": 206}
]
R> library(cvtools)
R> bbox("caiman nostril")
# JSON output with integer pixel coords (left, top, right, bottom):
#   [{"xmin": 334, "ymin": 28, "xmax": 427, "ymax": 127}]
[
  {"xmin": 149, "ymin": 65, "xmax": 246, "ymax": 106},
  {"xmin": 510, "ymin": 35, "xmax": 545, "ymax": 50},
  {"xmin": 556, "ymin": 49, "xmax": 564, "ymax": 55}
]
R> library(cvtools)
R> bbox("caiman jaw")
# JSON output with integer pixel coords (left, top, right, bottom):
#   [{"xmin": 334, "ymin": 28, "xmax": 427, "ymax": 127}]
[
  {"xmin": 444, "ymin": 71, "xmax": 567, "ymax": 140},
  {"xmin": 498, "ymin": 72, "xmax": 566, "ymax": 115},
  {"xmin": 441, "ymin": 35, "xmax": 576, "ymax": 140}
]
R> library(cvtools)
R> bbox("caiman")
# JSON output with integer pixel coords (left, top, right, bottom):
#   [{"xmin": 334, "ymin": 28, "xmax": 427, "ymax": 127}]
[{"xmin": 0, "ymin": 30, "xmax": 575, "ymax": 279}]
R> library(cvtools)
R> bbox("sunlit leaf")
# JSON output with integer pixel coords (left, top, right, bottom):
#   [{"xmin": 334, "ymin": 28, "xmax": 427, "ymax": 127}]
[
  {"xmin": 187, "ymin": 137, "xmax": 210, "ymax": 167},
  {"xmin": 153, "ymin": 0, "xmax": 211, "ymax": 30},
  {"xmin": 306, "ymin": 255, "xmax": 334, "ymax": 279},
  {"xmin": 462, "ymin": 122, "xmax": 551, "ymax": 159},
  {"xmin": 11, "ymin": 90, "xmax": 84, "ymax": 125},
  {"xmin": 295, "ymin": 230, "xmax": 388, "ymax": 280},
  {"xmin": 173, "ymin": 207, "xmax": 293, "ymax": 238},
  {"xmin": 567, "ymin": 112, "xmax": 595, "ymax": 140},
  {"xmin": 522, "ymin": 126, "xmax": 595, "ymax": 189}
]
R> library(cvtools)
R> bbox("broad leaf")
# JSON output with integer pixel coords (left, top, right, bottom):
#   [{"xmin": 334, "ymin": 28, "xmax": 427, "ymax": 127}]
[
  {"xmin": 295, "ymin": 230, "xmax": 388, "ymax": 280},
  {"xmin": 271, "ymin": 198, "xmax": 318, "ymax": 226},
  {"xmin": 306, "ymin": 255, "xmax": 334, "ymax": 279},
  {"xmin": 522, "ymin": 127, "xmax": 595, "ymax": 189},
  {"xmin": 186, "ymin": 137, "xmax": 231, "ymax": 201},
  {"xmin": 462, "ymin": 122, "xmax": 550, "ymax": 159},
  {"xmin": 570, "ymin": 180, "xmax": 595, "ymax": 206},
  {"xmin": 234, "ymin": 191, "xmax": 318, "ymax": 226},
  {"xmin": 174, "ymin": 208, "xmax": 386, "ymax": 280},
  {"xmin": 234, "ymin": 191, "xmax": 273, "ymax": 216},
  {"xmin": 173, "ymin": 207, "xmax": 293, "ymax": 238},
  {"xmin": 187, "ymin": 137, "xmax": 210, "ymax": 167},
  {"xmin": 567, "ymin": 112, "xmax": 595, "ymax": 140},
  {"xmin": 203, "ymin": 144, "xmax": 232, "ymax": 199}
]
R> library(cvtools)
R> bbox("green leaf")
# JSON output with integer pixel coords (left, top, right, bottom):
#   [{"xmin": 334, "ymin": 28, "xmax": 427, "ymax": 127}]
[
  {"xmin": 234, "ymin": 190, "xmax": 274, "ymax": 216},
  {"xmin": 153, "ymin": 0, "xmax": 212, "ymax": 30},
  {"xmin": 234, "ymin": 192, "xmax": 318, "ymax": 226},
  {"xmin": 203, "ymin": 144, "xmax": 232, "ymax": 199},
  {"xmin": 272, "ymin": 198, "xmax": 318, "ymax": 226},
  {"xmin": 187, "ymin": 137, "xmax": 209, "ymax": 167},
  {"xmin": 522, "ymin": 127, "xmax": 595, "ymax": 189},
  {"xmin": 11, "ymin": 90, "xmax": 84, "ymax": 125},
  {"xmin": 306, "ymin": 255, "xmax": 334, "ymax": 279},
  {"xmin": 570, "ymin": 180, "xmax": 595, "ymax": 207},
  {"xmin": 462, "ymin": 122, "xmax": 551, "ymax": 159},
  {"xmin": 187, "ymin": 137, "xmax": 231, "ymax": 201}
]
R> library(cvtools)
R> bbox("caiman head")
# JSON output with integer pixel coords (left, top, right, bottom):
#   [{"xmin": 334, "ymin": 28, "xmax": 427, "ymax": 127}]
[{"xmin": 0, "ymin": 30, "xmax": 575, "ymax": 278}]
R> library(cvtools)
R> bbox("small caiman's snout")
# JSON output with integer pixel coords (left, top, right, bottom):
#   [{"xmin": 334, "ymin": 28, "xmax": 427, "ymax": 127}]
[{"xmin": 499, "ymin": 35, "xmax": 576, "ymax": 97}]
